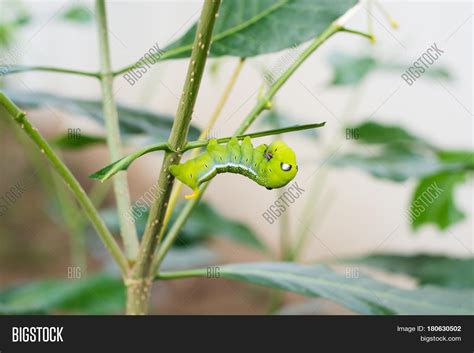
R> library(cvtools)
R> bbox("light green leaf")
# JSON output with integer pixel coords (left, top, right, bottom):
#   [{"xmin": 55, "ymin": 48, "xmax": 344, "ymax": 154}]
[
  {"xmin": 0, "ymin": 273, "xmax": 124, "ymax": 314},
  {"xmin": 164, "ymin": 0, "xmax": 357, "ymax": 59},
  {"xmin": 328, "ymin": 51, "xmax": 452, "ymax": 86},
  {"xmin": 328, "ymin": 52, "xmax": 377, "ymax": 85},
  {"xmin": 411, "ymin": 171, "xmax": 466, "ymax": 230},
  {"xmin": 341, "ymin": 253, "xmax": 474, "ymax": 289},
  {"xmin": 61, "ymin": 5, "xmax": 93, "ymax": 24}
]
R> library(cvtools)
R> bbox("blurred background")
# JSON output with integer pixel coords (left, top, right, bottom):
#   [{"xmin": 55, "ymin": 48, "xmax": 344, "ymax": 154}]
[{"xmin": 0, "ymin": 0, "xmax": 472, "ymax": 314}]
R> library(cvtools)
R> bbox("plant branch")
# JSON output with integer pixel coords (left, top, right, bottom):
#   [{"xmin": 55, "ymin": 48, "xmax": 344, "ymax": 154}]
[
  {"xmin": 126, "ymin": 0, "xmax": 221, "ymax": 315},
  {"xmin": 0, "ymin": 90, "xmax": 128, "ymax": 275},
  {"xmin": 1, "ymin": 65, "xmax": 100, "ymax": 78},
  {"xmin": 96, "ymin": 0, "xmax": 139, "ymax": 261}
]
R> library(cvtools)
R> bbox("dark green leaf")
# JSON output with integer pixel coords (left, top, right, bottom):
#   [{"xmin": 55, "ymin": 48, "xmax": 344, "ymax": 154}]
[
  {"xmin": 331, "ymin": 122, "xmax": 471, "ymax": 182},
  {"xmin": 0, "ymin": 273, "xmax": 124, "ymax": 314},
  {"xmin": 50, "ymin": 133, "xmax": 106, "ymax": 149},
  {"xmin": 164, "ymin": 0, "xmax": 357, "ymax": 59},
  {"xmin": 182, "ymin": 262, "xmax": 474, "ymax": 314},
  {"xmin": 341, "ymin": 253, "xmax": 474, "ymax": 289},
  {"xmin": 410, "ymin": 171, "xmax": 466, "ymax": 230},
  {"xmin": 61, "ymin": 5, "xmax": 93, "ymax": 24},
  {"xmin": 331, "ymin": 147, "xmax": 453, "ymax": 182},
  {"xmin": 5, "ymin": 90, "xmax": 201, "ymax": 142},
  {"xmin": 347, "ymin": 121, "xmax": 427, "ymax": 147}
]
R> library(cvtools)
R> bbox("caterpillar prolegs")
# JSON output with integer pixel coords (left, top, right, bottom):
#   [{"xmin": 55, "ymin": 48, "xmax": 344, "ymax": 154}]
[{"xmin": 169, "ymin": 137, "xmax": 298, "ymax": 199}]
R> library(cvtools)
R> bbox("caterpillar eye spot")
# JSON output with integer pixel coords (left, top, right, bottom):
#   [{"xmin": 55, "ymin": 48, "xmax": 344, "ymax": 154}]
[{"xmin": 280, "ymin": 163, "xmax": 292, "ymax": 171}]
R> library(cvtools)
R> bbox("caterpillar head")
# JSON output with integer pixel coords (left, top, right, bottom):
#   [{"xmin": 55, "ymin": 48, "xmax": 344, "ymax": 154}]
[{"xmin": 264, "ymin": 141, "xmax": 298, "ymax": 188}]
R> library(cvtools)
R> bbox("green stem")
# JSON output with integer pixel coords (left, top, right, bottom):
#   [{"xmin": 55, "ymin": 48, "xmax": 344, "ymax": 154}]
[
  {"xmin": 96, "ymin": 0, "xmax": 139, "ymax": 261},
  {"xmin": 339, "ymin": 27, "xmax": 375, "ymax": 42},
  {"xmin": 152, "ymin": 187, "xmax": 204, "ymax": 270},
  {"xmin": 156, "ymin": 268, "xmax": 207, "ymax": 280},
  {"xmin": 0, "ymin": 90, "xmax": 128, "ymax": 275},
  {"xmin": 127, "ymin": 0, "xmax": 221, "ymax": 315},
  {"xmin": 154, "ymin": 23, "xmax": 343, "ymax": 276},
  {"xmin": 1, "ymin": 65, "xmax": 100, "ymax": 78}
]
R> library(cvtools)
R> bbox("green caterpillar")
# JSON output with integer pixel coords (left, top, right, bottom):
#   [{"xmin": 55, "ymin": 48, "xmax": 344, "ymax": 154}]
[{"xmin": 169, "ymin": 136, "xmax": 298, "ymax": 199}]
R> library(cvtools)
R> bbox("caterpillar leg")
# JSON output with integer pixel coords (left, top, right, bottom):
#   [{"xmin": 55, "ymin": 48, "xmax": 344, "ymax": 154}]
[{"xmin": 184, "ymin": 189, "xmax": 199, "ymax": 200}]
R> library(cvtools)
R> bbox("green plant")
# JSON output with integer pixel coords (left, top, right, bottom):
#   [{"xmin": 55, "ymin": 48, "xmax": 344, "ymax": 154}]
[{"xmin": 0, "ymin": 0, "xmax": 472, "ymax": 315}]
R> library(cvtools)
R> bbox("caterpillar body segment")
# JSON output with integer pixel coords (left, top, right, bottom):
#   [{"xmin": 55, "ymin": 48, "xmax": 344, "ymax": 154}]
[{"xmin": 169, "ymin": 136, "xmax": 297, "ymax": 199}]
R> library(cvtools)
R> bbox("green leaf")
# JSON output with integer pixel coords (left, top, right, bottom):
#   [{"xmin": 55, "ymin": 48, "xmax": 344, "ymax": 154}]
[
  {"xmin": 50, "ymin": 133, "xmax": 106, "ymax": 149},
  {"xmin": 437, "ymin": 150, "xmax": 474, "ymax": 166},
  {"xmin": 61, "ymin": 5, "xmax": 93, "ymax": 24},
  {"xmin": 331, "ymin": 147, "xmax": 453, "ymax": 182},
  {"xmin": 410, "ymin": 171, "xmax": 466, "ymax": 230},
  {"xmin": 0, "ymin": 273, "xmax": 124, "ymax": 314},
  {"xmin": 341, "ymin": 253, "xmax": 474, "ymax": 289},
  {"xmin": 328, "ymin": 51, "xmax": 452, "ymax": 86},
  {"xmin": 331, "ymin": 122, "xmax": 471, "ymax": 182},
  {"xmin": 328, "ymin": 52, "xmax": 377, "ymax": 85},
  {"xmin": 164, "ymin": 0, "xmax": 357, "ymax": 59},
  {"xmin": 5, "ymin": 90, "xmax": 201, "ymax": 142},
  {"xmin": 165, "ymin": 262, "xmax": 474, "ymax": 314},
  {"xmin": 347, "ymin": 121, "xmax": 427, "ymax": 147}
]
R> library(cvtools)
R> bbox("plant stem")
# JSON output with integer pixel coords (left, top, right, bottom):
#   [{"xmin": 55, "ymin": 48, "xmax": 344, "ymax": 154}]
[
  {"xmin": 0, "ymin": 91, "xmax": 128, "ymax": 275},
  {"xmin": 96, "ymin": 0, "xmax": 139, "ymax": 261},
  {"xmin": 1, "ymin": 65, "xmax": 100, "ymax": 78},
  {"xmin": 156, "ymin": 268, "xmax": 207, "ymax": 280},
  {"xmin": 126, "ymin": 0, "xmax": 221, "ymax": 315},
  {"xmin": 154, "ymin": 23, "xmax": 343, "ymax": 276},
  {"xmin": 159, "ymin": 58, "xmax": 245, "ymax": 240}
]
